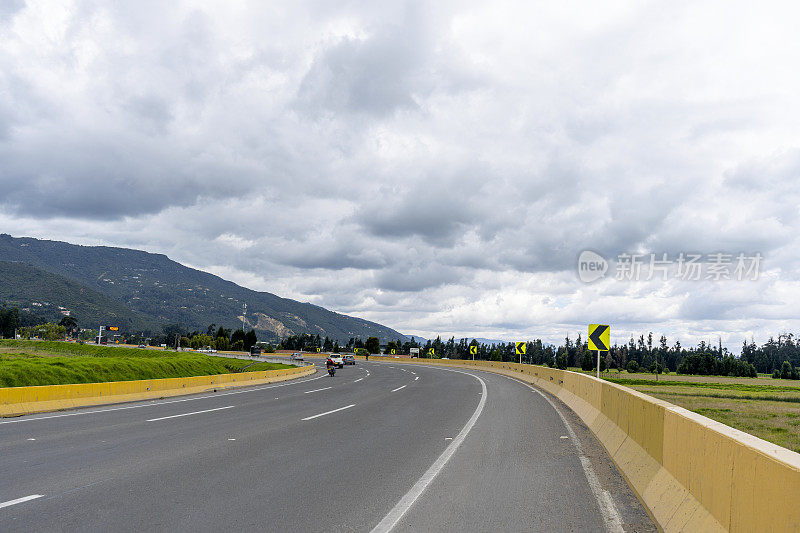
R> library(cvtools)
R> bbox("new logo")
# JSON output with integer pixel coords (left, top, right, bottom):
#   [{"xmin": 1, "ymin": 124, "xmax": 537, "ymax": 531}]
[{"xmin": 577, "ymin": 250, "xmax": 608, "ymax": 283}]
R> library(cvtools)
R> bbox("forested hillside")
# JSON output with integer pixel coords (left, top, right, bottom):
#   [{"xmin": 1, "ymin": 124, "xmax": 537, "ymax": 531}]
[
  {"xmin": 0, "ymin": 234, "xmax": 406, "ymax": 342},
  {"xmin": 0, "ymin": 261, "xmax": 161, "ymax": 332}
]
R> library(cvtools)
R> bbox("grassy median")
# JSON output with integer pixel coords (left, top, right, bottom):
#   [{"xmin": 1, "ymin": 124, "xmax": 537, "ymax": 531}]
[{"xmin": 0, "ymin": 340, "xmax": 293, "ymax": 387}]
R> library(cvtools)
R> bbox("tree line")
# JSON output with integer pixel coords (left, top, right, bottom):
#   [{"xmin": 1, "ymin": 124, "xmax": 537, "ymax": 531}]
[{"xmin": 6, "ymin": 303, "xmax": 800, "ymax": 378}]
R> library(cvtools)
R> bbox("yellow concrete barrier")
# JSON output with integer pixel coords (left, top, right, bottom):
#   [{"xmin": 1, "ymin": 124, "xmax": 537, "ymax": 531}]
[
  {"xmin": 388, "ymin": 358, "xmax": 800, "ymax": 532},
  {"xmin": 0, "ymin": 365, "xmax": 316, "ymax": 417}
]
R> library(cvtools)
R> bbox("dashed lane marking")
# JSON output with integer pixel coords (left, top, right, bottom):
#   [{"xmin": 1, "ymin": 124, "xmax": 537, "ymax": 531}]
[
  {"xmin": 0, "ymin": 495, "xmax": 44, "ymax": 509},
  {"xmin": 301, "ymin": 404, "xmax": 355, "ymax": 421},
  {"xmin": 146, "ymin": 405, "xmax": 234, "ymax": 423}
]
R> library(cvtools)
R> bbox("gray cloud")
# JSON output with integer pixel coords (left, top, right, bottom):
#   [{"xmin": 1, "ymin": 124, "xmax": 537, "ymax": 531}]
[{"xmin": 2, "ymin": 1, "xmax": 800, "ymax": 349}]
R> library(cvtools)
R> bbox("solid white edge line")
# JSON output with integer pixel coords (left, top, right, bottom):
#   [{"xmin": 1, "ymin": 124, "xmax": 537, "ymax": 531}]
[
  {"xmin": 301, "ymin": 404, "xmax": 355, "ymax": 421},
  {"xmin": 146, "ymin": 405, "xmax": 234, "ymax": 422},
  {"xmin": 0, "ymin": 371, "xmax": 325, "ymax": 425},
  {"xmin": 506, "ymin": 376, "xmax": 624, "ymax": 533},
  {"xmin": 371, "ymin": 370, "xmax": 487, "ymax": 533},
  {"xmin": 303, "ymin": 387, "xmax": 332, "ymax": 394},
  {"xmin": 414, "ymin": 376, "xmax": 419, "ymax": 381},
  {"xmin": 354, "ymin": 378, "xmax": 363, "ymax": 383},
  {"xmin": 0, "ymin": 494, "xmax": 44, "ymax": 509},
  {"xmin": 391, "ymin": 385, "xmax": 407, "ymax": 392}
]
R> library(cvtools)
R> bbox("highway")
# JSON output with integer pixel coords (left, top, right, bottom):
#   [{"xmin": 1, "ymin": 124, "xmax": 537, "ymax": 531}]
[{"xmin": 0, "ymin": 360, "xmax": 655, "ymax": 532}]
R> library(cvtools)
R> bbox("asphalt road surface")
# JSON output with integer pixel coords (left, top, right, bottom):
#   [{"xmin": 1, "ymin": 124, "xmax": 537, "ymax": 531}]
[{"xmin": 0, "ymin": 359, "xmax": 655, "ymax": 532}]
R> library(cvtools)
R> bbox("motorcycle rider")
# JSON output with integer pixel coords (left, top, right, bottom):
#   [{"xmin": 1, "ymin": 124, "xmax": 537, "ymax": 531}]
[{"xmin": 326, "ymin": 357, "xmax": 335, "ymax": 376}]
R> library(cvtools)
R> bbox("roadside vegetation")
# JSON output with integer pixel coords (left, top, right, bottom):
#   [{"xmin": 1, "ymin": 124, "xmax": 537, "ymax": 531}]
[
  {"xmin": 601, "ymin": 373, "xmax": 800, "ymax": 453},
  {"xmin": 0, "ymin": 340, "xmax": 292, "ymax": 387}
]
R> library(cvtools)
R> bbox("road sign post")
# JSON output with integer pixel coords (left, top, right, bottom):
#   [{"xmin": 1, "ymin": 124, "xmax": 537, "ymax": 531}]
[
  {"xmin": 469, "ymin": 345, "xmax": 477, "ymax": 360},
  {"xmin": 588, "ymin": 324, "xmax": 610, "ymax": 379},
  {"xmin": 515, "ymin": 342, "xmax": 527, "ymax": 364}
]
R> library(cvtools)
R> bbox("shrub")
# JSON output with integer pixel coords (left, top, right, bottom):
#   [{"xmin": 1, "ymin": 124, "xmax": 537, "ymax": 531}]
[
  {"xmin": 781, "ymin": 361, "xmax": 793, "ymax": 380},
  {"xmin": 626, "ymin": 360, "xmax": 639, "ymax": 373},
  {"xmin": 581, "ymin": 350, "xmax": 594, "ymax": 371}
]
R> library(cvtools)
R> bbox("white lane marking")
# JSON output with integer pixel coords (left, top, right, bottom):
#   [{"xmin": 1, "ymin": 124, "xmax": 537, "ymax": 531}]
[
  {"xmin": 146, "ymin": 405, "xmax": 234, "ymax": 422},
  {"xmin": 391, "ymin": 385, "xmax": 407, "ymax": 392},
  {"xmin": 511, "ymin": 377, "xmax": 624, "ymax": 533},
  {"xmin": 0, "ymin": 371, "xmax": 324, "ymax": 425},
  {"xmin": 414, "ymin": 376, "xmax": 419, "ymax": 381},
  {"xmin": 301, "ymin": 404, "xmax": 355, "ymax": 421},
  {"xmin": 228, "ymin": 438, "xmax": 236, "ymax": 441},
  {"xmin": 27, "ymin": 438, "xmax": 36, "ymax": 441},
  {"xmin": 0, "ymin": 494, "xmax": 44, "ymax": 509},
  {"xmin": 371, "ymin": 372, "xmax": 487, "ymax": 533},
  {"xmin": 444, "ymin": 437, "xmax": 453, "ymax": 440},
  {"xmin": 560, "ymin": 436, "xmax": 569, "ymax": 439},
  {"xmin": 354, "ymin": 378, "xmax": 363, "ymax": 383},
  {"xmin": 304, "ymin": 387, "xmax": 332, "ymax": 394}
]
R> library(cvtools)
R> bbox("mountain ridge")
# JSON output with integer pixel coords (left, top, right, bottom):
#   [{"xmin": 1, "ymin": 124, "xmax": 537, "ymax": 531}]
[{"xmin": 0, "ymin": 234, "xmax": 407, "ymax": 342}]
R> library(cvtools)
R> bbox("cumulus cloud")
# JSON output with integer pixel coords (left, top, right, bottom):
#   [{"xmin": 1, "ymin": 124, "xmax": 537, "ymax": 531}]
[{"xmin": 2, "ymin": 1, "xmax": 800, "ymax": 350}]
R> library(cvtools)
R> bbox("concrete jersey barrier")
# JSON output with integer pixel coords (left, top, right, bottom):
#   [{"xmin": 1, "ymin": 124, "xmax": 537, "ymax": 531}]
[
  {"xmin": 388, "ymin": 358, "xmax": 800, "ymax": 532},
  {"xmin": 0, "ymin": 365, "xmax": 316, "ymax": 417}
]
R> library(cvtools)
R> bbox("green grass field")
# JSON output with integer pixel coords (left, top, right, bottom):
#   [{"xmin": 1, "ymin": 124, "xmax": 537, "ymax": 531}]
[
  {"xmin": 0, "ymin": 340, "xmax": 292, "ymax": 387},
  {"xmin": 596, "ymin": 371, "xmax": 800, "ymax": 452}
]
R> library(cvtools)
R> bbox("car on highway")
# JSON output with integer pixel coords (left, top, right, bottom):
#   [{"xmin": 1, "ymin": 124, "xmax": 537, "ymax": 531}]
[
  {"xmin": 343, "ymin": 354, "xmax": 355, "ymax": 365},
  {"xmin": 137, "ymin": 344, "xmax": 146, "ymax": 349},
  {"xmin": 250, "ymin": 346, "xmax": 262, "ymax": 356},
  {"xmin": 328, "ymin": 354, "xmax": 344, "ymax": 368},
  {"xmin": 290, "ymin": 352, "xmax": 304, "ymax": 361}
]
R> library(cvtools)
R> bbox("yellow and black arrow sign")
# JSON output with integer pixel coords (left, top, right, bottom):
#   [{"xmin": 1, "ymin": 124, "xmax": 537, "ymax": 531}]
[
  {"xmin": 428, "ymin": 348, "xmax": 435, "ymax": 356},
  {"xmin": 515, "ymin": 342, "xmax": 526, "ymax": 355},
  {"xmin": 588, "ymin": 324, "xmax": 610, "ymax": 351},
  {"xmin": 390, "ymin": 349, "xmax": 396, "ymax": 355},
  {"xmin": 469, "ymin": 345, "xmax": 477, "ymax": 355},
  {"xmin": 316, "ymin": 347, "xmax": 321, "ymax": 353}
]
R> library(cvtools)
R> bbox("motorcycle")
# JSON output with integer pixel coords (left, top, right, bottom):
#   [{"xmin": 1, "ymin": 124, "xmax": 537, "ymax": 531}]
[{"xmin": 327, "ymin": 365, "xmax": 336, "ymax": 377}]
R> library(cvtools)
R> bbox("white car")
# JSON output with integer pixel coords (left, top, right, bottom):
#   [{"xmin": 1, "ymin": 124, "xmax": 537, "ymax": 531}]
[
  {"xmin": 328, "ymin": 354, "xmax": 344, "ymax": 368},
  {"xmin": 290, "ymin": 352, "xmax": 304, "ymax": 361}
]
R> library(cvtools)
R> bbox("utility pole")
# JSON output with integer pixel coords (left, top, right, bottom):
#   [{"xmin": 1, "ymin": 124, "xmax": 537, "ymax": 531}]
[{"xmin": 242, "ymin": 303, "xmax": 247, "ymax": 331}]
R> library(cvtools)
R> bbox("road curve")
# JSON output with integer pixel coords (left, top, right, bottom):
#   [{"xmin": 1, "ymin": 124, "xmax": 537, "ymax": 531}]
[{"xmin": 0, "ymin": 360, "xmax": 654, "ymax": 532}]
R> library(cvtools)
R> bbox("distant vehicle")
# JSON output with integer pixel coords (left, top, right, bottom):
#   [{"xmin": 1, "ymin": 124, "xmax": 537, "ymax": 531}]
[
  {"xmin": 290, "ymin": 352, "xmax": 304, "ymax": 361},
  {"xmin": 328, "ymin": 354, "xmax": 344, "ymax": 368},
  {"xmin": 137, "ymin": 344, "xmax": 146, "ymax": 349},
  {"xmin": 250, "ymin": 346, "xmax": 262, "ymax": 356},
  {"xmin": 441, "ymin": 357, "xmax": 450, "ymax": 360},
  {"xmin": 343, "ymin": 355, "xmax": 355, "ymax": 365}
]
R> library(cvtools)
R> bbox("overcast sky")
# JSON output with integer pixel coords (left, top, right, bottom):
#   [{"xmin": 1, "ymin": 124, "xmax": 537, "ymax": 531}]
[{"xmin": 2, "ymin": 1, "xmax": 800, "ymax": 350}]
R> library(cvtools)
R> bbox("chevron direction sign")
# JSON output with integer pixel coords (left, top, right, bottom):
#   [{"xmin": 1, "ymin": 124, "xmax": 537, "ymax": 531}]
[{"xmin": 588, "ymin": 324, "xmax": 610, "ymax": 352}]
